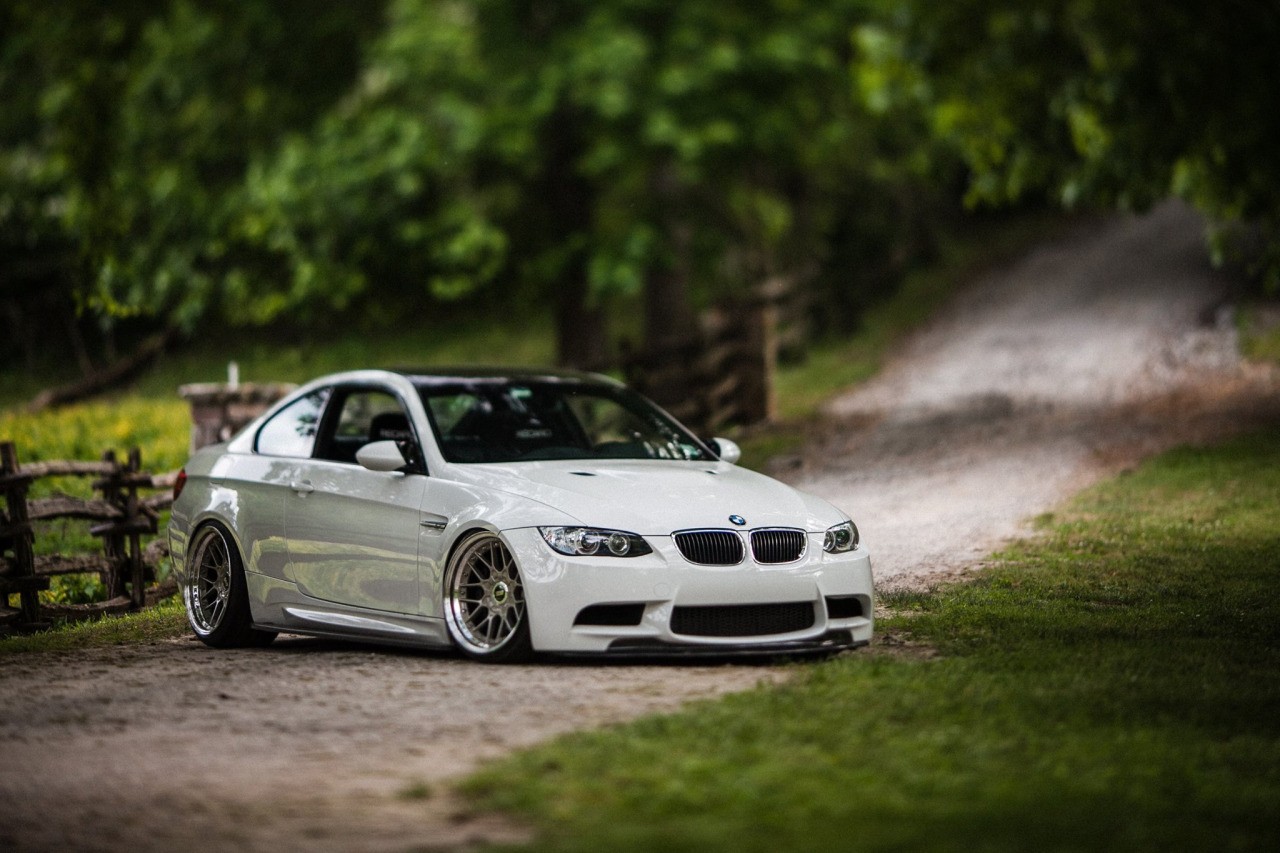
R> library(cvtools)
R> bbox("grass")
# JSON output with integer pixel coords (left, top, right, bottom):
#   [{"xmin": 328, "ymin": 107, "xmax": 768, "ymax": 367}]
[
  {"xmin": 129, "ymin": 312, "xmax": 558, "ymax": 400},
  {"xmin": 0, "ymin": 398, "xmax": 189, "ymax": 604},
  {"xmin": 0, "ymin": 596, "xmax": 187, "ymax": 655},
  {"xmin": 1240, "ymin": 302, "xmax": 1280, "ymax": 364},
  {"xmin": 0, "ymin": 312, "xmax": 558, "ymax": 409},
  {"xmin": 461, "ymin": 427, "xmax": 1280, "ymax": 852}
]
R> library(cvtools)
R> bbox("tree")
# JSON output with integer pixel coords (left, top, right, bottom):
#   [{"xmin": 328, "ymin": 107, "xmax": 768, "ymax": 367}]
[
  {"xmin": 0, "ymin": 0, "xmax": 382, "ymax": 370},
  {"xmin": 3, "ymin": 0, "xmax": 958, "ymax": 377},
  {"xmin": 240, "ymin": 0, "xmax": 920, "ymax": 364},
  {"xmin": 860, "ymin": 0, "xmax": 1280, "ymax": 286}
]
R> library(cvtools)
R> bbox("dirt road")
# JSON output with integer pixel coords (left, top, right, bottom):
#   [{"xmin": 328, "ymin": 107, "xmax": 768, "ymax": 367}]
[
  {"xmin": 793, "ymin": 201, "xmax": 1278, "ymax": 590},
  {"xmin": 2, "ymin": 201, "xmax": 1276, "ymax": 852}
]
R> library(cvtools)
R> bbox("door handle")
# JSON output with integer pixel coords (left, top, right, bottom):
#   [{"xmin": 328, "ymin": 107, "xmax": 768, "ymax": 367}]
[{"xmin": 290, "ymin": 479, "xmax": 315, "ymax": 495}]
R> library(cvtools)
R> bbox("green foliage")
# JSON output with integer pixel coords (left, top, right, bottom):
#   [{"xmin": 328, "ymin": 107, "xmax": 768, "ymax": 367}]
[
  {"xmin": 6, "ymin": 0, "xmax": 1272, "ymax": 376},
  {"xmin": 43, "ymin": 572, "xmax": 106, "ymax": 606},
  {"xmin": 462, "ymin": 428, "xmax": 1280, "ymax": 852},
  {"xmin": 241, "ymin": 0, "xmax": 941, "ymax": 334},
  {"xmin": 0, "ymin": 0, "xmax": 383, "ymax": 359},
  {"xmin": 1, "ymin": 0, "xmax": 958, "ymax": 368},
  {"xmin": 859, "ymin": 0, "xmax": 1280, "ymax": 288}
]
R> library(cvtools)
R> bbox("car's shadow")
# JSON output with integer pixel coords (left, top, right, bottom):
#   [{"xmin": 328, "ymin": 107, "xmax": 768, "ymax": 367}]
[{"xmin": 246, "ymin": 632, "xmax": 833, "ymax": 668}]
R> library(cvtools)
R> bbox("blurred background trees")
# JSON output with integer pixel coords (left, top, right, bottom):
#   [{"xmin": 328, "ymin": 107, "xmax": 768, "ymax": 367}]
[
  {"xmin": 861, "ymin": 0, "xmax": 1280, "ymax": 286},
  {"xmin": 1, "ymin": 0, "xmax": 1275, "ymax": 379},
  {"xmin": 0, "ymin": 0, "xmax": 383, "ymax": 371}
]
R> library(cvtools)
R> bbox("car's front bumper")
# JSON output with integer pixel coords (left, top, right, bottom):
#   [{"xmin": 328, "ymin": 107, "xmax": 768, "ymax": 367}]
[{"xmin": 504, "ymin": 527, "xmax": 874, "ymax": 655}]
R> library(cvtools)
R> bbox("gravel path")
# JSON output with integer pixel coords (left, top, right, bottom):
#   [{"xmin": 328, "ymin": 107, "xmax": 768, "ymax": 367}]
[
  {"xmin": 2, "ymin": 200, "xmax": 1276, "ymax": 852},
  {"xmin": 792, "ymin": 201, "xmax": 1278, "ymax": 590}
]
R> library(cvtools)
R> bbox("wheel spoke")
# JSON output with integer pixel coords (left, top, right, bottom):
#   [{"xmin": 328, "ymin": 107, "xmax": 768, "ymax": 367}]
[
  {"xmin": 188, "ymin": 528, "xmax": 235, "ymax": 634},
  {"xmin": 445, "ymin": 535, "xmax": 527, "ymax": 654}
]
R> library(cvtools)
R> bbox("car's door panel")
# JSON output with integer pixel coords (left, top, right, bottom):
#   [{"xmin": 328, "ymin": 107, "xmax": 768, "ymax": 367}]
[
  {"xmin": 217, "ymin": 455, "xmax": 296, "ymax": 580},
  {"xmin": 285, "ymin": 460, "xmax": 425, "ymax": 613},
  {"xmin": 283, "ymin": 385, "xmax": 426, "ymax": 615},
  {"xmin": 232, "ymin": 387, "xmax": 331, "ymax": 583}
]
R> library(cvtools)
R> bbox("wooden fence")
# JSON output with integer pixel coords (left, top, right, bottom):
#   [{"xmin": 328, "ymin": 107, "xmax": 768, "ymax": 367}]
[
  {"xmin": 0, "ymin": 441, "xmax": 177, "ymax": 633},
  {"xmin": 623, "ymin": 299, "xmax": 779, "ymax": 436}
]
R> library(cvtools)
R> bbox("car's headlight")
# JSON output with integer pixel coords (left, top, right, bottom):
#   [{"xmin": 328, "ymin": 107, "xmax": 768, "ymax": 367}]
[
  {"xmin": 823, "ymin": 520, "xmax": 859, "ymax": 553},
  {"xmin": 539, "ymin": 527, "xmax": 653, "ymax": 558}
]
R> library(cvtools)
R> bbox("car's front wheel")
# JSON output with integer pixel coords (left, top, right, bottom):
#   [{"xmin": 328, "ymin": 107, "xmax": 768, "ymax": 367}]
[
  {"xmin": 443, "ymin": 531, "xmax": 533, "ymax": 663},
  {"xmin": 185, "ymin": 521, "xmax": 277, "ymax": 648}
]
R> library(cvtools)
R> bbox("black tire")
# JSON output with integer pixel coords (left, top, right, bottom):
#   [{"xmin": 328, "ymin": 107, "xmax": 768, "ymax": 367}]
[
  {"xmin": 442, "ymin": 531, "xmax": 533, "ymax": 663},
  {"xmin": 184, "ymin": 521, "xmax": 277, "ymax": 649}
]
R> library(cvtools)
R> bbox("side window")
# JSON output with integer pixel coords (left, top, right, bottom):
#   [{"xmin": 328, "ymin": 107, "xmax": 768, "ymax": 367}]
[
  {"xmin": 314, "ymin": 388, "xmax": 415, "ymax": 465},
  {"xmin": 255, "ymin": 389, "xmax": 330, "ymax": 458}
]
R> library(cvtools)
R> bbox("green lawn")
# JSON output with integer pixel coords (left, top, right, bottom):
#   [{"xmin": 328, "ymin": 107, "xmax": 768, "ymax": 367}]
[
  {"xmin": 0, "ymin": 597, "xmax": 186, "ymax": 656},
  {"xmin": 0, "ymin": 311, "xmax": 558, "ymax": 409},
  {"xmin": 1241, "ymin": 303, "xmax": 1280, "ymax": 365},
  {"xmin": 461, "ymin": 427, "xmax": 1280, "ymax": 852}
]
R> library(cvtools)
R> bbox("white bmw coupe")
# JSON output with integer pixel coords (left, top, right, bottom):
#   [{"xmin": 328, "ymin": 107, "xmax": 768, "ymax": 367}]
[{"xmin": 169, "ymin": 369, "xmax": 873, "ymax": 662}]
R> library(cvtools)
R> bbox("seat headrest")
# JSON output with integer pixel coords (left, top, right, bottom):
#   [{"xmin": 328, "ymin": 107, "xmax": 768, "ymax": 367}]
[{"xmin": 369, "ymin": 412, "xmax": 412, "ymax": 443}]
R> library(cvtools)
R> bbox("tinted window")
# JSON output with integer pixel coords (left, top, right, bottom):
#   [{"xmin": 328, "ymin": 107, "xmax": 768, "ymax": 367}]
[
  {"xmin": 418, "ymin": 381, "xmax": 711, "ymax": 463},
  {"xmin": 314, "ymin": 389, "xmax": 413, "ymax": 465},
  {"xmin": 255, "ymin": 389, "xmax": 330, "ymax": 458}
]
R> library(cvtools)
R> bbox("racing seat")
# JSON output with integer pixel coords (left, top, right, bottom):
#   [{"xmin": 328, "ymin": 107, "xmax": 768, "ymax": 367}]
[{"xmin": 369, "ymin": 412, "xmax": 412, "ymax": 443}]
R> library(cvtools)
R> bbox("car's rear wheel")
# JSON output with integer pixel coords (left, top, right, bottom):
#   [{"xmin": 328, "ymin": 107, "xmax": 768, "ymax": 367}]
[
  {"xmin": 443, "ymin": 531, "xmax": 532, "ymax": 663},
  {"xmin": 185, "ymin": 522, "xmax": 276, "ymax": 648}
]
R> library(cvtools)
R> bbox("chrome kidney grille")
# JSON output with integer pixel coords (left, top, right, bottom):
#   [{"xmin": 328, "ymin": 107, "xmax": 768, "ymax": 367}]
[
  {"xmin": 673, "ymin": 530, "xmax": 745, "ymax": 565},
  {"xmin": 749, "ymin": 528, "xmax": 807, "ymax": 564},
  {"xmin": 673, "ymin": 528, "xmax": 807, "ymax": 565}
]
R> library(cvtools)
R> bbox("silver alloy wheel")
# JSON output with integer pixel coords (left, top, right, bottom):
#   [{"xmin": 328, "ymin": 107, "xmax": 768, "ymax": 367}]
[
  {"xmin": 187, "ymin": 525, "xmax": 233, "ymax": 635},
  {"xmin": 445, "ymin": 533, "xmax": 526, "ymax": 653}
]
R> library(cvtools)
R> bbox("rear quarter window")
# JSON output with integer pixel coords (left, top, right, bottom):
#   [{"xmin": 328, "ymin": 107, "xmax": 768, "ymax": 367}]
[{"xmin": 255, "ymin": 389, "xmax": 330, "ymax": 457}]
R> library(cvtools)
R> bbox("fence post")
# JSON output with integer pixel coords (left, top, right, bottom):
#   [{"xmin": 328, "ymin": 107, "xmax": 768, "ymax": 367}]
[
  {"xmin": 126, "ymin": 447, "xmax": 145, "ymax": 609},
  {"xmin": 1, "ymin": 441, "xmax": 44, "ymax": 626},
  {"xmin": 98, "ymin": 449, "xmax": 126, "ymax": 599},
  {"xmin": 737, "ymin": 300, "xmax": 778, "ymax": 426}
]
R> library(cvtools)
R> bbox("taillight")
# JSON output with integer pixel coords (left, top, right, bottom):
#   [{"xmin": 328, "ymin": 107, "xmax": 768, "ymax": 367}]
[{"xmin": 173, "ymin": 468, "xmax": 187, "ymax": 502}]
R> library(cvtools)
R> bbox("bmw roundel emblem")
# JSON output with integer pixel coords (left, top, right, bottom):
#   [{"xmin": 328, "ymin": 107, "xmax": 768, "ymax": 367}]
[{"xmin": 728, "ymin": 514, "xmax": 747, "ymax": 526}]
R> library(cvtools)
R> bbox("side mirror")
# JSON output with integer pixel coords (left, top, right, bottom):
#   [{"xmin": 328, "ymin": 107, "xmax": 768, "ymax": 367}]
[
  {"xmin": 710, "ymin": 437, "xmax": 742, "ymax": 465},
  {"xmin": 356, "ymin": 440, "xmax": 408, "ymax": 472}
]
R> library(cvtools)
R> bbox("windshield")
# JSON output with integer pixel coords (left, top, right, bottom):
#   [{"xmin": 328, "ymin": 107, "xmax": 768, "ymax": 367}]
[{"xmin": 416, "ymin": 379, "xmax": 714, "ymax": 463}]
